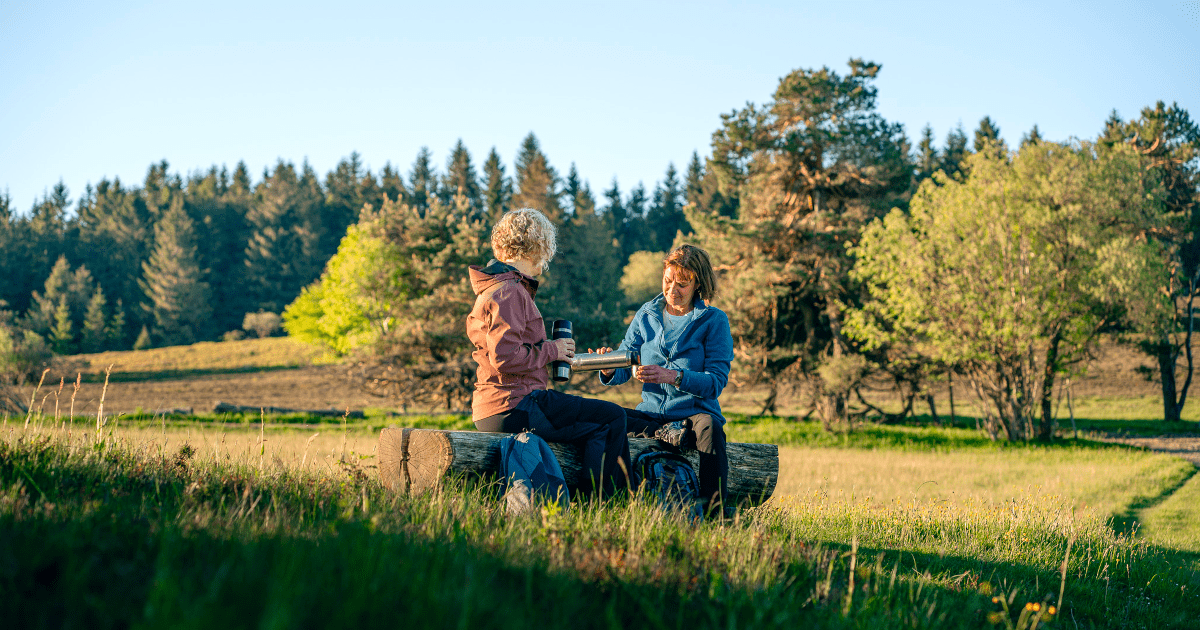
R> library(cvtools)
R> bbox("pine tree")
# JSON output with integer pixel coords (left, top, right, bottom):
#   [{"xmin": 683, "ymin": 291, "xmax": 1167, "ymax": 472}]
[
  {"xmin": 647, "ymin": 163, "xmax": 689, "ymax": 251},
  {"xmin": 244, "ymin": 161, "xmax": 307, "ymax": 313},
  {"xmin": 22, "ymin": 256, "xmax": 73, "ymax": 337},
  {"xmin": 133, "ymin": 325, "xmax": 151, "ymax": 350},
  {"xmin": 380, "ymin": 162, "xmax": 408, "ymax": 205},
  {"xmin": 325, "ymin": 152, "xmax": 370, "ymax": 252},
  {"xmin": 24, "ymin": 182, "xmax": 72, "ymax": 307},
  {"xmin": 442, "ymin": 140, "xmax": 482, "ymax": 215},
  {"xmin": 51, "ymin": 295, "xmax": 74, "ymax": 355},
  {"xmin": 604, "ymin": 179, "xmax": 626, "ymax": 236},
  {"xmin": 916, "ymin": 124, "xmax": 939, "ymax": 181},
  {"xmin": 941, "ymin": 124, "xmax": 970, "ymax": 179},
  {"xmin": 81, "ymin": 286, "xmax": 108, "ymax": 353},
  {"xmin": 620, "ymin": 182, "xmax": 652, "ymax": 256},
  {"xmin": 973, "ymin": 115, "xmax": 1007, "ymax": 158},
  {"xmin": 512, "ymin": 133, "xmax": 562, "ymax": 221},
  {"xmin": 684, "ymin": 152, "xmax": 705, "ymax": 208},
  {"xmin": 73, "ymin": 177, "xmax": 149, "ymax": 334},
  {"xmin": 695, "ymin": 59, "xmax": 913, "ymax": 416},
  {"xmin": 108, "ymin": 299, "xmax": 126, "ymax": 349},
  {"xmin": 482, "ymin": 147, "xmax": 512, "ymax": 225},
  {"xmin": 545, "ymin": 177, "xmax": 624, "ymax": 348},
  {"xmin": 563, "ymin": 164, "xmax": 586, "ymax": 218},
  {"xmin": 409, "ymin": 147, "xmax": 439, "ymax": 213},
  {"xmin": 1020, "ymin": 124, "xmax": 1044, "ymax": 148},
  {"xmin": 140, "ymin": 200, "xmax": 213, "ymax": 346}
]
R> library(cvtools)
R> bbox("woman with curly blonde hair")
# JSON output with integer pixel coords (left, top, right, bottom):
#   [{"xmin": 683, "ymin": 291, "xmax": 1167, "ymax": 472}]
[{"xmin": 466, "ymin": 208, "xmax": 630, "ymax": 495}]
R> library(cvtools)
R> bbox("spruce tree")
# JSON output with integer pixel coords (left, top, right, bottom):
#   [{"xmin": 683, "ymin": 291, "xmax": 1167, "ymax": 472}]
[
  {"xmin": 133, "ymin": 325, "xmax": 151, "ymax": 350},
  {"xmin": 482, "ymin": 147, "xmax": 512, "ymax": 225},
  {"xmin": 563, "ymin": 164, "xmax": 586, "ymax": 218},
  {"xmin": 380, "ymin": 162, "xmax": 408, "ymax": 205},
  {"xmin": 647, "ymin": 163, "xmax": 689, "ymax": 251},
  {"xmin": 442, "ymin": 140, "xmax": 482, "ymax": 215},
  {"xmin": 1020, "ymin": 124, "xmax": 1044, "ymax": 148},
  {"xmin": 73, "ymin": 177, "xmax": 149, "ymax": 334},
  {"xmin": 684, "ymin": 153, "xmax": 705, "ymax": 208},
  {"xmin": 244, "ymin": 161, "xmax": 306, "ymax": 313},
  {"xmin": 941, "ymin": 124, "xmax": 970, "ymax": 179},
  {"xmin": 916, "ymin": 124, "xmax": 939, "ymax": 181},
  {"xmin": 51, "ymin": 295, "xmax": 74, "ymax": 355},
  {"xmin": 973, "ymin": 115, "xmax": 1007, "ymax": 158},
  {"xmin": 325, "ymin": 153, "xmax": 370, "ymax": 252},
  {"xmin": 81, "ymin": 286, "xmax": 107, "ymax": 353},
  {"xmin": 140, "ymin": 200, "xmax": 212, "ymax": 346},
  {"xmin": 108, "ymin": 299, "xmax": 127, "ymax": 349},
  {"xmin": 24, "ymin": 182, "xmax": 72, "ymax": 308},
  {"xmin": 621, "ymin": 182, "xmax": 652, "ymax": 256},
  {"xmin": 23, "ymin": 255, "xmax": 73, "ymax": 337},
  {"xmin": 546, "ymin": 177, "xmax": 624, "ymax": 347},
  {"xmin": 409, "ymin": 147, "xmax": 439, "ymax": 213},
  {"xmin": 512, "ymin": 133, "xmax": 563, "ymax": 221}
]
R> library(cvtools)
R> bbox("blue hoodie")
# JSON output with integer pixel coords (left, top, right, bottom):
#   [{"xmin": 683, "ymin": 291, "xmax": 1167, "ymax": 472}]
[{"xmin": 600, "ymin": 294, "xmax": 734, "ymax": 424}]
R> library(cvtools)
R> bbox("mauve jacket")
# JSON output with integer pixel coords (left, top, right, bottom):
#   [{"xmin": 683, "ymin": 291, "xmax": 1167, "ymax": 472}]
[{"xmin": 466, "ymin": 261, "xmax": 561, "ymax": 421}]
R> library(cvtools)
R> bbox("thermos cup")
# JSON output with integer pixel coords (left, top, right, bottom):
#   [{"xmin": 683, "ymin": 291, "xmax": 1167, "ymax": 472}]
[{"xmin": 551, "ymin": 319, "xmax": 572, "ymax": 382}]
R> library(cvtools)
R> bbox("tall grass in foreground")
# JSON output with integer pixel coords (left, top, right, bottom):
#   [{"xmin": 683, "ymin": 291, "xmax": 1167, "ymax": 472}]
[{"xmin": 1, "ymin": 429, "xmax": 1198, "ymax": 629}]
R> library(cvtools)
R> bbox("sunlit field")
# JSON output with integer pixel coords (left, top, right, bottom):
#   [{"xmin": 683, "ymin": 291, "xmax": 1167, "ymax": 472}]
[{"xmin": 2, "ymin": 419, "xmax": 1198, "ymax": 629}]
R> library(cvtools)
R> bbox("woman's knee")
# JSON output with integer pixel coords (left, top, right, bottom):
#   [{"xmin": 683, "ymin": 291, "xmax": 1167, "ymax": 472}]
[{"xmin": 689, "ymin": 413, "xmax": 723, "ymax": 451}]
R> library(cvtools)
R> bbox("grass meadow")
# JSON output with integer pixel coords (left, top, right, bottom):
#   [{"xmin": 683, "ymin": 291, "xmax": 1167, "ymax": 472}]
[
  {"xmin": 2, "ymin": 338, "xmax": 1199, "ymax": 628},
  {"xmin": 3, "ymin": 408, "xmax": 1199, "ymax": 629}
]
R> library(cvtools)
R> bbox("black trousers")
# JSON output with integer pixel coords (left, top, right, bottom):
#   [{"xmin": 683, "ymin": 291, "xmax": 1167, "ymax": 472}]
[
  {"xmin": 475, "ymin": 390, "xmax": 631, "ymax": 495},
  {"xmin": 625, "ymin": 408, "xmax": 728, "ymax": 508}
]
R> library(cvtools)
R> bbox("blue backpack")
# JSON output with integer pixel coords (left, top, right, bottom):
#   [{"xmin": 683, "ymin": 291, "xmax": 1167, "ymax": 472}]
[
  {"xmin": 498, "ymin": 432, "xmax": 569, "ymax": 516},
  {"xmin": 633, "ymin": 448, "xmax": 702, "ymax": 515}
]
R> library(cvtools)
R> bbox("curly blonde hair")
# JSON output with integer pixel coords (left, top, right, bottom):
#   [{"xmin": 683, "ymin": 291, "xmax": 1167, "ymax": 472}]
[{"xmin": 491, "ymin": 208, "xmax": 557, "ymax": 269}]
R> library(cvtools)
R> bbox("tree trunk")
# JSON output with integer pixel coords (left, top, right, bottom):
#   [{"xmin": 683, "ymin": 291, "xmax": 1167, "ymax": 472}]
[
  {"xmin": 948, "ymin": 371, "xmax": 956, "ymax": 425},
  {"xmin": 924, "ymin": 393, "xmax": 939, "ymax": 425},
  {"xmin": 1038, "ymin": 332, "xmax": 1061, "ymax": 441},
  {"xmin": 378, "ymin": 428, "xmax": 779, "ymax": 507},
  {"xmin": 1159, "ymin": 343, "xmax": 1181, "ymax": 423}
]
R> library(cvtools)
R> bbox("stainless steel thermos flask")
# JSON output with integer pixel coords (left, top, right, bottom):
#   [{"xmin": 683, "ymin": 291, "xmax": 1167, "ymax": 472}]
[
  {"xmin": 551, "ymin": 319, "xmax": 572, "ymax": 382},
  {"xmin": 569, "ymin": 350, "xmax": 641, "ymax": 372}
]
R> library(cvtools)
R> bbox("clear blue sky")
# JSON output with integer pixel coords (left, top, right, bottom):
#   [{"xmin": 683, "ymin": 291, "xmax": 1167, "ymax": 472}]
[{"xmin": 2, "ymin": 0, "xmax": 1197, "ymax": 213}]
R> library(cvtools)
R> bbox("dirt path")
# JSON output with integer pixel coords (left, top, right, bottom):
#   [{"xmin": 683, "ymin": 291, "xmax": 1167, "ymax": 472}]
[{"xmin": 1097, "ymin": 434, "xmax": 1200, "ymax": 466}]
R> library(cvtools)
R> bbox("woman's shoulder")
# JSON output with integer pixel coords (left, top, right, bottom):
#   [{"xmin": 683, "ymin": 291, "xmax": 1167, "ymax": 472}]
[{"xmin": 696, "ymin": 304, "xmax": 730, "ymax": 329}]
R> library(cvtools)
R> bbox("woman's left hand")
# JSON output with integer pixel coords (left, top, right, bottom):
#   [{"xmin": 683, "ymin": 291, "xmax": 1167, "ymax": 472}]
[{"xmin": 634, "ymin": 365, "xmax": 678, "ymax": 385}]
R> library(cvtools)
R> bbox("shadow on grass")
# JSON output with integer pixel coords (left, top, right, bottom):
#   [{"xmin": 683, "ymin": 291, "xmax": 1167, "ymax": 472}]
[
  {"xmin": 1110, "ymin": 465, "xmax": 1200, "ymax": 538},
  {"xmin": 3, "ymin": 439, "xmax": 1199, "ymax": 630}
]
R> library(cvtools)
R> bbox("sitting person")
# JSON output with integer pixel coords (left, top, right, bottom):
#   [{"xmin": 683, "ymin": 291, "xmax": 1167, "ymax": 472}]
[
  {"xmin": 467, "ymin": 207, "xmax": 630, "ymax": 495},
  {"xmin": 594, "ymin": 244, "xmax": 734, "ymax": 512}
]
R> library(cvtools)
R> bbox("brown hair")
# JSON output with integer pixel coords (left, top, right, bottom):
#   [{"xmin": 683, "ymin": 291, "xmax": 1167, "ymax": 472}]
[{"xmin": 663, "ymin": 244, "xmax": 717, "ymax": 302}]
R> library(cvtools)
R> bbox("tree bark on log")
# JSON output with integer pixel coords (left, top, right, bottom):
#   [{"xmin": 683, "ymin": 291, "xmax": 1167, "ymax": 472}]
[{"xmin": 378, "ymin": 428, "xmax": 778, "ymax": 506}]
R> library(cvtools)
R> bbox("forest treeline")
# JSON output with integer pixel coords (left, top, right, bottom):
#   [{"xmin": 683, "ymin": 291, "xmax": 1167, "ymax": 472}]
[
  {"xmin": 0, "ymin": 133, "xmax": 691, "ymax": 353},
  {"xmin": 3, "ymin": 58, "xmax": 1197, "ymax": 439}
]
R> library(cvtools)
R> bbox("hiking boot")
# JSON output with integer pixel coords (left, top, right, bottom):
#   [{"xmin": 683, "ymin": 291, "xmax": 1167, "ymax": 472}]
[{"xmin": 654, "ymin": 420, "xmax": 694, "ymax": 449}]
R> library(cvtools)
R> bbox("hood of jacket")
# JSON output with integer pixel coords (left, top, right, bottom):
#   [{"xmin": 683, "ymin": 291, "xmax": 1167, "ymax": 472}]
[{"xmin": 469, "ymin": 259, "xmax": 540, "ymax": 298}]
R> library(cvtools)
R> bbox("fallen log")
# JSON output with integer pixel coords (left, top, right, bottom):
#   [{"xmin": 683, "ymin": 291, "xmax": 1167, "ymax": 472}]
[
  {"xmin": 378, "ymin": 428, "xmax": 778, "ymax": 506},
  {"xmin": 211, "ymin": 401, "xmax": 365, "ymax": 418}
]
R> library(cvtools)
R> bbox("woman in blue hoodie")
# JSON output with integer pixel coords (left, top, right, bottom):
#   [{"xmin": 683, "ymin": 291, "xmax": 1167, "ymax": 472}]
[{"xmin": 595, "ymin": 244, "xmax": 734, "ymax": 511}]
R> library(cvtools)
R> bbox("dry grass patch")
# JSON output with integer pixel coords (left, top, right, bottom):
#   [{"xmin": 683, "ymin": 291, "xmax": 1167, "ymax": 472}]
[
  {"xmin": 69, "ymin": 337, "xmax": 324, "ymax": 376},
  {"xmin": 774, "ymin": 446, "xmax": 1195, "ymax": 527}
]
